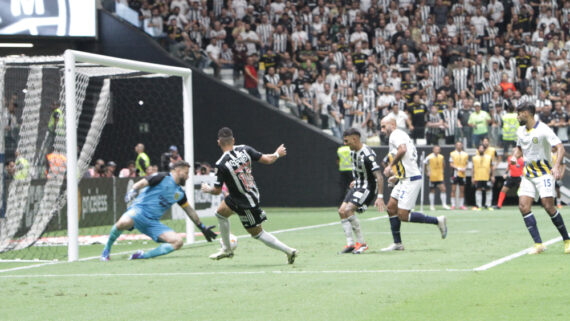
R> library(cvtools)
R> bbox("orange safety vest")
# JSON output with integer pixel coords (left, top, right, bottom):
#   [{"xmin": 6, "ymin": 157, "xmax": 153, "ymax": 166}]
[{"xmin": 46, "ymin": 153, "xmax": 67, "ymax": 178}]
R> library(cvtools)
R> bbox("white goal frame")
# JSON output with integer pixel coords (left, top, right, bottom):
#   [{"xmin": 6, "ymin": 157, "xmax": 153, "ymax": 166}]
[{"xmin": 64, "ymin": 50, "xmax": 194, "ymax": 262}]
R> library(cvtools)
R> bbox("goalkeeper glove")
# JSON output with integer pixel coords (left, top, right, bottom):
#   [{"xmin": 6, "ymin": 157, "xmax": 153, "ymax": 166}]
[
  {"xmin": 198, "ymin": 223, "xmax": 217, "ymax": 242},
  {"xmin": 124, "ymin": 189, "xmax": 139, "ymax": 203}
]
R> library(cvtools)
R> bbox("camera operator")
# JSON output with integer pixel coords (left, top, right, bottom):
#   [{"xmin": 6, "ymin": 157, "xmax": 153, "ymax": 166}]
[{"xmin": 160, "ymin": 145, "xmax": 183, "ymax": 171}]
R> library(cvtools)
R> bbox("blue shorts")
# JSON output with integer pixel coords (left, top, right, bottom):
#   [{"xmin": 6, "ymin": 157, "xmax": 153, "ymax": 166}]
[{"xmin": 124, "ymin": 208, "xmax": 173, "ymax": 242}]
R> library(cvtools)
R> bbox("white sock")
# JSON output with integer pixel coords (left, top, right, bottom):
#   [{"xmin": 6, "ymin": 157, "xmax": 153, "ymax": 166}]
[
  {"xmin": 341, "ymin": 218, "xmax": 354, "ymax": 246},
  {"xmin": 429, "ymin": 192, "xmax": 435, "ymax": 207},
  {"xmin": 451, "ymin": 196, "xmax": 456, "ymax": 207},
  {"xmin": 460, "ymin": 197, "xmax": 465, "ymax": 207},
  {"xmin": 254, "ymin": 230, "xmax": 292, "ymax": 254},
  {"xmin": 485, "ymin": 190, "xmax": 492, "ymax": 207},
  {"xmin": 441, "ymin": 193, "xmax": 447, "ymax": 206},
  {"xmin": 348, "ymin": 215, "xmax": 364, "ymax": 244},
  {"xmin": 476, "ymin": 190, "xmax": 482, "ymax": 208},
  {"xmin": 216, "ymin": 213, "xmax": 231, "ymax": 251}
]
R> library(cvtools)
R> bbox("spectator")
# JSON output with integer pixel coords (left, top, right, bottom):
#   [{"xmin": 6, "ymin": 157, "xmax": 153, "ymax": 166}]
[
  {"xmin": 135, "ymin": 143, "xmax": 150, "ymax": 177},
  {"xmin": 161, "ymin": 145, "xmax": 183, "ymax": 171},
  {"xmin": 426, "ymin": 105, "xmax": 446, "ymax": 145},
  {"xmin": 327, "ymin": 93, "xmax": 343, "ymax": 139},
  {"xmin": 1, "ymin": 160, "xmax": 15, "ymax": 218},
  {"xmin": 385, "ymin": 103, "xmax": 412, "ymax": 132},
  {"xmin": 105, "ymin": 161, "xmax": 117, "ymax": 178},
  {"xmin": 264, "ymin": 66, "xmax": 281, "ymax": 107},
  {"xmin": 468, "ymin": 101, "xmax": 491, "ymax": 148},
  {"xmin": 406, "ymin": 94, "xmax": 427, "ymax": 143},
  {"xmin": 243, "ymin": 56, "xmax": 260, "ymax": 98},
  {"xmin": 88, "ymin": 159, "xmax": 106, "ymax": 178},
  {"xmin": 552, "ymin": 101, "xmax": 569, "ymax": 143},
  {"xmin": 119, "ymin": 161, "xmax": 136, "ymax": 178},
  {"xmin": 2, "ymin": 93, "xmax": 20, "ymax": 161}
]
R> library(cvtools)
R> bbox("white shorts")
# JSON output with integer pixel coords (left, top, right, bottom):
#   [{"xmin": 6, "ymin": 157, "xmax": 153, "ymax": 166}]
[
  {"xmin": 518, "ymin": 175, "xmax": 556, "ymax": 201},
  {"xmin": 390, "ymin": 178, "xmax": 422, "ymax": 211}
]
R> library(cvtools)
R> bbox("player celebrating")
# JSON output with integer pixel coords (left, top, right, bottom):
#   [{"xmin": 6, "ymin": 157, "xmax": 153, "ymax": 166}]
[
  {"xmin": 512, "ymin": 103, "xmax": 569, "ymax": 254},
  {"xmin": 471, "ymin": 144, "xmax": 494, "ymax": 210},
  {"xmin": 551, "ymin": 146, "xmax": 567, "ymax": 209},
  {"xmin": 100, "ymin": 161, "xmax": 217, "ymax": 261},
  {"xmin": 494, "ymin": 153, "xmax": 524, "ymax": 209},
  {"xmin": 337, "ymin": 128, "xmax": 386, "ymax": 254},
  {"xmin": 379, "ymin": 118, "xmax": 447, "ymax": 252},
  {"xmin": 201, "ymin": 127, "xmax": 298, "ymax": 263},
  {"xmin": 449, "ymin": 141, "xmax": 469, "ymax": 210},
  {"xmin": 424, "ymin": 145, "xmax": 450, "ymax": 211}
]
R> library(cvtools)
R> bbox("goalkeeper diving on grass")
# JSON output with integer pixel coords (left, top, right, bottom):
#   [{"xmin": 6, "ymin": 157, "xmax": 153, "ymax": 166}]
[{"xmin": 100, "ymin": 160, "xmax": 217, "ymax": 261}]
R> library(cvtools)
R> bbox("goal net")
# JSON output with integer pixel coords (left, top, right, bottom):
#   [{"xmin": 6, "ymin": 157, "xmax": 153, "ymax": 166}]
[{"xmin": 0, "ymin": 51, "xmax": 195, "ymax": 262}]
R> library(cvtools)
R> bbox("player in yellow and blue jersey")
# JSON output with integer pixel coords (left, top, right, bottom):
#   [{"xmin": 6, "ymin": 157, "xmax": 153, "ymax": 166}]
[{"xmin": 512, "ymin": 103, "xmax": 569, "ymax": 255}]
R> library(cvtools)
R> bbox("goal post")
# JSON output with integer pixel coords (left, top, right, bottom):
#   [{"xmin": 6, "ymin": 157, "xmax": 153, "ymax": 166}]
[{"xmin": 63, "ymin": 50, "xmax": 195, "ymax": 261}]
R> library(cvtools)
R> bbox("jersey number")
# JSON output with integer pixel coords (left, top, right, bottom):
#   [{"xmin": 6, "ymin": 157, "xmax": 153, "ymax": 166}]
[{"xmin": 544, "ymin": 179, "xmax": 552, "ymax": 188}]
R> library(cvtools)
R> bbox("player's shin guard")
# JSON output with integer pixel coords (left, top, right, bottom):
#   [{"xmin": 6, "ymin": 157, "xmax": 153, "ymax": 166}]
[
  {"xmin": 389, "ymin": 216, "xmax": 402, "ymax": 243},
  {"xmin": 485, "ymin": 190, "xmax": 492, "ymax": 207},
  {"xmin": 216, "ymin": 213, "xmax": 231, "ymax": 250},
  {"xmin": 441, "ymin": 193, "xmax": 447, "ymax": 206},
  {"xmin": 142, "ymin": 243, "xmax": 174, "ymax": 259},
  {"xmin": 476, "ymin": 190, "xmax": 482, "ymax": 208},
  {"xmin": 348, "ymin": 215, "xmax": 364, "ymax": 244},
  {"xmin": 341, "ymin": 218, "xmax": 355, "ymax": 246},
  {"xmin": 497, "ymin": 191, "xmax": 506, "ymax": 208},
  {"xmin": 254, "ymin": 230, "xmax": 292, "ymax": 254},
  {"xmin": 429, "ymin": 193, "xmax": 435, "ymax": 207},
  {"xmin": 409, "ymin": 212, "xmax": 438, "ymax": 224},
  {"xmin": 459, "ymin": 197, "xmax": 465, "ymax": 208},
  {"xmin": 104, "ymin": 225, "xmax": 123, "ymax": 253},
  {"xmin": 551, "ymin": 211, "xmax": 570, "ymax": 240},
  {"xmin": 523, "ymin": 213, "xmax": 543, "ymax": 244},
  {"xmin": 451, "ymin": 196, "xmax": 456, "ymax": 208}
]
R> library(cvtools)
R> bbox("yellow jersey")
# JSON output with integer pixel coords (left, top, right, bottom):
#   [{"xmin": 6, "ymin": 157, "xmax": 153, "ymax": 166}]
[
  {"xmin": 484, "ymin": 146, "xmax": 497, "ymax": 163},
  {"xmin": 384, "ymin": 153, "xmax": 398, "ymax": 177},
  {"xmin": 425, "ymin": 153, "xmax": 444, "ymax": 182},
  {"xmin": 449, "ymin": 150, "xmax": 469, "ymax": 178},
  {"xmin": 472, "ymin": 154, "xmax": 493, "ymax": 181}
]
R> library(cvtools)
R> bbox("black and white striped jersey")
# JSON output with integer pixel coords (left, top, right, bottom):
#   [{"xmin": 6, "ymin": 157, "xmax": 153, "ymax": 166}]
[
  {"xmin": 215, "ymin": 145, "xmax": 263, "ymax": 208},
  {"xmin": 351, "ymin": 145, "xmax": 381, "ymax": 192}
]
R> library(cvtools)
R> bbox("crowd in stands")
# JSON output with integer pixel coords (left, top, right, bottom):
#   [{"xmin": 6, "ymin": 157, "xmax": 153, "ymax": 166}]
[{"xmin": 118, "ymin": 0, "xmax": 570, "ymax": 147}]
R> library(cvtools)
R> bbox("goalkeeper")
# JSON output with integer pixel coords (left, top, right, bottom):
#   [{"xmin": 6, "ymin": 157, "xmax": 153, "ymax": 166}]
[{"xmin": 101, "ymin": 160, "xmax": 217, "ymax": 261}]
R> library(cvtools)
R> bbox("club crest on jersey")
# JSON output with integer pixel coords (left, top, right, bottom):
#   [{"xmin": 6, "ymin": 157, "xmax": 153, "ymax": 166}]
[
  {"xmin": 532, "ymin": 137, "xmax": 538, "ymax": 144},
  {"xmin": 174, "ymin": 192, "xmax": 180, "ymax": 200}
]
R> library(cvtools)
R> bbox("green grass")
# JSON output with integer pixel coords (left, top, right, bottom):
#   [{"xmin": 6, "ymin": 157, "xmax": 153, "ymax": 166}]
[{"xmin": 1, "ymin": 206, "xmax": 569, "ymax": 321}]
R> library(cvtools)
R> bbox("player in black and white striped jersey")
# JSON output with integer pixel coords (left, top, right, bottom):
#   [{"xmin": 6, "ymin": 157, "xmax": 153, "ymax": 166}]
[
  {"xmin": 201, "ymin": 127, "xmax": 298, "ymax": 264},
  {"xmin": 337, "ymin": 128, "xmax": 386, "ymax": 254}
]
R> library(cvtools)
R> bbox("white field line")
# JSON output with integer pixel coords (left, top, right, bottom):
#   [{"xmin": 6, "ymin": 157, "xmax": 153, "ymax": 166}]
[
  {"xmin": 0, "ymin": 269, "xmax": 473, "ymax": 279},
  {"xmin": 0, "ymin": 215, "xmax": 388, "ymax": 274},
  {"xmin": 473, "ymin": 236, "xmax": 563, "ymax": 271}
]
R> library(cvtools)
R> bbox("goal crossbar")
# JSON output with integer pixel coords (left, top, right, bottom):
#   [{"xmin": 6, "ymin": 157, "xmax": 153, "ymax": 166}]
[{"xmin": 64, "ymin": 50, "xmax": 194, "ymax": 262}]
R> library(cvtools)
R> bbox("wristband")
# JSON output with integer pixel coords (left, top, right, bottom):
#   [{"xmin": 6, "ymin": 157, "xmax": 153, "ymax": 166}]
[
  {"xmin": 273, "ymin": 152, "xmax": 280, "ymax": 159},
  {"xmin": 198, "ymin": 222, "xmax": 205, "ymax": 229},
  {"xmin": 377, "ymin": 194, "xmax": 383, "ymax": 199}
]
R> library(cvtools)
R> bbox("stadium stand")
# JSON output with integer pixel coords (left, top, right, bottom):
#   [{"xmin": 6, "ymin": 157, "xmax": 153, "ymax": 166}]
[{"xmin": 110, "ymin": 0, "xmax": 570, "ymax": 149}]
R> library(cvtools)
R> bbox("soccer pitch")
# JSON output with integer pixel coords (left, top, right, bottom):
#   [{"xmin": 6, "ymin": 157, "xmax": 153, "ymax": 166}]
[{"xmin": 1, "ymin": 206, "xmax": 569, "ymax": 321}]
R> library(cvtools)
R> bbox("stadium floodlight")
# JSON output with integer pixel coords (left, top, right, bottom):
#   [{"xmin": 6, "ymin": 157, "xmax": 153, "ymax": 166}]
[{"xmin": 0, "ymin": 51, "xmax": 195, "ymax": 262}]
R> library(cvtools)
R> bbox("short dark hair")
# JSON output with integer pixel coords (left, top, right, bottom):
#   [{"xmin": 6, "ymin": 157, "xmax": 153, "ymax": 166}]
[
  {"xmin": 343, "ymin": 128, "xmax": 361, "ymax": 137},
  {"xmin": 171, "ymin": 160, "xmax": 191, "ymax": 170},
  {"xmin": 218, "ymin": 127, "xmax": 234, "ymax": 145},
  {"xmin": 516, "ymin": 102, "xmax": 536, "ymax": 115},
  {"xmin": 218, "ymin": 127, "xmax": 233, "ymax": 139}
]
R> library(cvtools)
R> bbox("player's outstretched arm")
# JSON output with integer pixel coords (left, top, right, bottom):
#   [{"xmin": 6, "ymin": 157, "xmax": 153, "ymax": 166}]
[
  {"xmin": 510, "ymin": 147, "xmax": 522, "ymax": 164},
  {"xmin": 201, "ymin": 183, "xmax": 222, "ymax": 195},
  {"xmin": 181, "ymin": 203, "xmax": 217, "ymax": 242},
  {"xmin": 259, "ymin": 144, "xmax": 287, "ymax": 164},
  {"xmin": 124, "ymin": 179, "xmax": 150, "ymax": 203}
]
